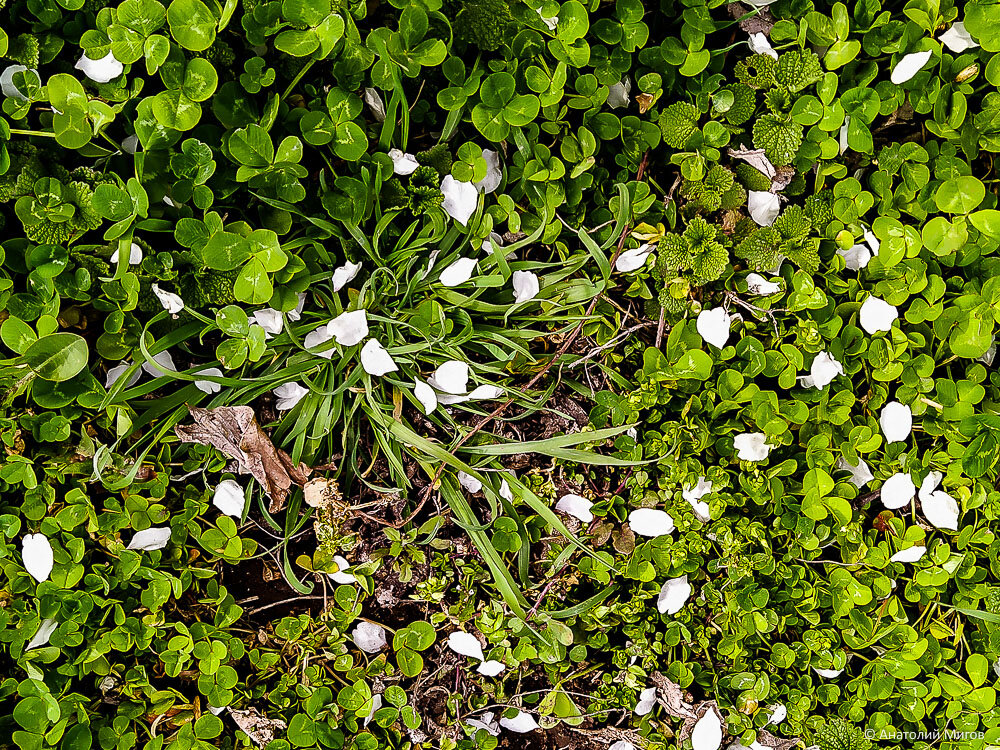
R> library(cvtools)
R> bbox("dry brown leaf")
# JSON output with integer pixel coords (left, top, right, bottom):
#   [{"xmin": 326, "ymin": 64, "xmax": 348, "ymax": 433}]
[
  {"xmin": 771, "ymin": 165, "xmax": 797, "ymax": 192},
  {"xmin": 636, "ymin": 92, "xmax": 655, "ymax": 114},
  {"xmin": 754, "ymin": 730, "xmax": 801, "ymax": 750},
  {"xmin": 175, "ymin": 406, "xmax": 310, "ymax": 512},
  {"xmin": 727, "ymin": 1, "xmax": 775, "ymax": 34},
  {"xmin": 651, "ymin": 672, "xmax": 696, "ymax": 719},
  {"xmin": 229, "ymin": 707, "xmax": 287, "ymax": 747},
  {"xmin": 728, "ymin": 147, "xmax": 776, "ymax": 179}
]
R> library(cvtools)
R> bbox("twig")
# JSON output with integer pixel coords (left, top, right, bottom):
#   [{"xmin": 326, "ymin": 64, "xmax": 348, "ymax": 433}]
[
  {"xmin": 526, "ymin": 563, "xmax": 568, "ymax": 620},
  {"xmin": 246, "ymin": 595, "xmax": 326, "ymax": 616},
  {"xmin": 566, "ymin": 323, "xmax": 656, "ymax": 369},
  {"xmin": 654, "ymin": 306, "xmax": 666, "ymax": 348},
  {"xmin": 724, "ymin": 290, "xmax": 783, "ymax": 337}
]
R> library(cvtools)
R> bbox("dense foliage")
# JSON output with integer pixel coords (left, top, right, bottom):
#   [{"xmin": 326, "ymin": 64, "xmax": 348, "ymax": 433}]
[{"xmin": 2, "ymin": 0, "xmax": 1000, "ymax": 749}]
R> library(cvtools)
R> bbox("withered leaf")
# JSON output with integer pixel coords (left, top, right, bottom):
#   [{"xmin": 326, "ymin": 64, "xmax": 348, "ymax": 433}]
[
  {"xmin": 229, "ymin": 707, "xmax": 287, "ymax": 747},
  {"xmin": 175, "ymin": 406, "xmax": 310, "ymax": 512},
  {"xmin": 728, "ymin": 147, "xmax": 776, "ymax": 179},
  {"xmin": 651, "ymin": 672, "xmax": 696, "ymax": 719},
  {"xmin": 771, "ymin": 165, "xmax": 797, "ymax": 193},
  {"xmin": 755, "ymin": 730, "xmax": 801, "ymax": 750},
  {"xmin": 727, "ymin": 1, "xmax": 775, "ymax": 34}
]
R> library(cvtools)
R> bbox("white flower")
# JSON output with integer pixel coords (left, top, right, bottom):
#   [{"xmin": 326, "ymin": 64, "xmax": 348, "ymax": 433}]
[
  {"xmin": 441, "ymin": 176, "xmax": 479, "ymax": 226},
  {"xmin": 940, "ymin": 21, "xmax": 978, "ymax": 53},
  {"xmin": 880, "ymin": 401, "xmax": 912, "ymax": 443},
  {"xmin": 1, "ymin": 65, "xmax": 38, "ymax": 100},
  {"xmin": 890, "ymin": 545, "xmax": 926, "ymax": 563},
  {"xmin": 428, "ymin": 361, "xmax": 469, "ymax": 394},
  {"xmin": 634, "ymin": 686, "xmax": 658, "ymax": 716},
  {"xmin": 859, "ymin": 296, "xmax": 898, "ymax": 334},
  {"xmin": 880, "ymin": 473, "xmax": 915, "ymax": 509},
  {"xmin": 657, "ymin": 575, "xmax": 692, "ymax": 615},
  {"xmin": 922, "ymin": 490, "xmax": 959, "ymax": 530},
  {"xmin": 836, "ymin": 456, "xmax": 874, "ymax": 488},
  {"xmin": 466, "ymin": 712, "xmax": 500, "ymax": 736},
  {"xmin": 364, "ymin": 694, "xmax": 382, "ymax": 728},
  {"xmin": 748, "ymin": 190, "xmax": 780, "ymax": 226},
  {"xmin": 697, "ymin": 307, "xmax": 732, "ymax": 349},
  {"xmin": 837, "ymin": 244, "xmax": 872, "ymax": 271},
  {"xmin": 142, "ymin": 350, "xmax": 176, "ymax": 378},
  {"xmin": 75, "ymin": 51, "xmax": 124, "ymax": 83},
  {"xmin": 448, "ymin": 631, "xmax": 486, "ymax": 661},
  {"xmin": 734, "ymin": 432, "xmax": 772, "ymax": 461},
  {"xmin": 330, "ymin": 555, "xmax": 357, "ymax": 584},
  {"xmin": 106, "ymin": 363, "xmax": 141, "ymax": 390},
  {"xmin": 360, "ymin": 339, "xmax": 398, "ymax": 376},
  {"xmin": 111, "ymin": 242, "xmax": 143, "ymax": 265},
  {"xmin": 512, "ymin": 271, "xmax": 540, "ymax": 303},
  {"xmin": 628, "ymin": 508, "xmax": 675, "ymax": 537},
  {"xmin": 274, "ymin": 382, "xmax": 309, "ymax": 411},
  {"xmin": 152, "ymin": 284, "xmax": 184, "ymax": 314},
  {"xmin": 414, "ymin": 378, "xmax": 438, "ymax": 415},
  {"xmin": 458, "ymin": 471, "xmax": 483, "ymax": 493},
  {"xmin": 127, "ymin": 527, "xmax": 171, "ymax": 551},
  {"xmin": 808, "ymin": 351, "xmax": 844, "ymax": 389},
  {"xmin": 607, "ymin": 78, "xmax": 632, "ymax": 109},
  {"xmin": 891, "ymin": 49, "xmax": 934, "ymax": 84},
  {"xmin": 691, "ymin": 706, "xmax": 724, "ymax": 750},
  {"xmin": 304, "ymin": 326, "xmax": 335, "ymax": 358},
  {"xmin": 440, "ymin": 257, "xmax": 478, "ymax": 286},
  {"xmin": 477, "ymin": 660, "xmax": 506, "ymax": 676},
  {"xmin": 475, "ymin": 150, "xmax": 503, "ymax": 193},
  {"xmin": 328, "ymin": 309, "xmax": 369, "ymax": 346},
  {"xmin": 27, "ymin": 618, "xmax": 58, "ymax": 650},
  {"xmin": 213, "ymin": 480, "xmax": 246, "ymax": 517},
  {"xmin": 388, "ymin": 148, "xmax": 419, "ymax": 175},
  {"xmin": 536, "ymin": 8, "xmax": 559, "ymax": 30},
  {"xmin": 499, "ymin": 711, "xmax": 539, "ymax": 733},
  {"xmin": 746, "ymin": 273, "xmax": 780, "ymax": 295},
  {"xmin": 556, "ymin": 494, "xmax": 593, "ymax": 523},
  {"xmin": 363, "ymin": 88, "xmax": 386, "ymax": 121},
  {"xmin": 195, "ymin": 367, "xmax": 223, "ymax": 394},
  {"xmin": 253, "ymin": 309, "xmax": 284, "ymax": 336},
  {"xmin": 813, "ymin": 668, "xmax": 843, "ymax": 678},
  {"xmin": 766, "ymin": 704, "xmax": 787, "ymax": 725},
  {"xmin": 749, "ymin": 32, "xmax": 778, "ymax": 59},
  {"xmin": 352, "ymin": 622, "xmax": 388, "ymax": 652},
  {"xmin": 332, "ymin": 261, "xmax": 362, "ymax": 291},
  {"xmin": 22, "ymin": 534, "xmax": 53, "ymax": 582},
  {"xmin": 616, "ymin": 244, "xmax": 653, "ymax": 272}
]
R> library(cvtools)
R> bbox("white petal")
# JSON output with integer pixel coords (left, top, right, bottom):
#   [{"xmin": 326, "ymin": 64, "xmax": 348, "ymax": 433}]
[
  {"xmin": 536, "ymin": 8, "xmax": 559, "ymax": 30},
  {"xmin": 253, "ymin": 309, "xmax": 284, "ymax": 336},
  {"xmin": 213, "ymin": 479, "xmax": 246, "ymax": 517},
  {"xmin": 733, "ymin": 432, "xmax": 772, "ymax": 461},
  {"xmin": 697, "ymin": 307, "xmax": 732, "ymax": 349},
  {"xmin": 859, "ymin": 296, "xmax": 898, "ymax": 334},
  {"xmin": 980, "ymin": 341, "xmax": 997, "ymax": 366},
  {"xmin": 329, "ymin": 555, "xmax": 357, "ymax": 584},
  {"xmin": 745, "ymin": 273, "xmax": 780, "ymax": 295},
  {"xmin": 890, "ymin": 545, "xmax": 926, "ymax": 563},
  {"xmin": 657, "ymin": 575, "xmax": 692, "ymax": 615},
  {"xmin": 74, "ymin": 51, "xmax": 123, "ymax": 83},
  {"xmin": 288, "ymin": 293, "xmax": 306, "ymax": 321},
  {"xmin": 429, "ymin": 360, "xmax": 469, "ymax": 394},
  {"xmin": 448, "ymin": 631, "xmax": 486, "ymax": 661},
  {"xmin": 500, "ymin": 479, "xmax": 514, "ymax": 502},
  {"xmin": 748, "ymin": 190, "xmax": 780, "ymax": 226},
  {"xmin": 27, "ymin": 618, "xmax": 58, "ymax": 650},
  {"xmin": 151, "ymin": 284, "xmax": 184, "ymax": 314},
  {"xmin": 22, "ymin": 534, "xmax": 53, "ymax": 583},
  {"xmin": 477, "ymin": 660, "xmax": 506, "ymax": 676},
  {"xmin": 692, "ymin": 706, "xmax": 724, "ymax": 750},
  {"xmin": 440, "ymin": 176, "xmax": 479, "ymax": 226},
  {"xmin": 748, "ymin": 33, "xmax": 778, "ymax": 59},
  {"xmin": 142, "ymin": 350, "xmax": 176, "ymax": 378},
  {"xmin": 891, "ymin": 49, "xmax": 934, "ymax": 84},
  {"xmin": 389, "ymin": 148, "xmax": 419, "ymax": 175},
  {"xmin": 332, "ymin": 261, "xmax": 362, "ymax": 292},
  {"xmin": 360, "ymin": 339, "xmax": 398, "ymax": 376},
  {"xmin": 837, "ymin": 244, "xmax": 871, "ymax": 271},
  {"xmin": 304, "ymin": 326, "xmax": 335, "ymax": 359},
  {"xmin": 328, "ymin": 309, "xmax": 369, "ymax": 346},
  {"xmin": 273, "ymin": 382, "xmax": 309, "ymax": 411},
  {"xmin": 499, "ymin": 711, "xmax": 538, "ymax": 733},
  {"xmin": 466, "ymin": 384, "xmax": 503, "ymax": 400},
  {"xmin": 863, "ymin": 228, "xmax": 881, "ymax": 255},
  {"xmin": 880, "ymin": 473, "xmax": 915, "ymax": 509},
  {"xmin": 628, "ymin": 508, "xmax": 675, "ymax": 537},
  {"xmin": 364, "ymin": 88, "xmax": 386, "ymax": 121},
  {"xmin": 512, "ymin": 271, "xmax": 540, "ymax": 303},
  {"xmin": 610, "ymin": 743, "xmax": 637, "ymax": 750},
  {"xmin": 634, "ymin": 686, "xmax": 658, "ymax": 716},
  {"xmin": 352, "ymin": 621, "xmax": 388, "ymax": 652},
  {"xmin": 767, "ymin": 704, "xmax": 787, "ymax": 725},
  {"xmin": 111, "ymin": 243, "xmax": 143, "ymax": 265},
  {"xmin": 414, "ymin": 378, "xmax": 438, "ymax": 415},
  {"xmin": 616, "ymin": 244, "xmax": 653, "ymax": 272},
  {"xmin": 440, "ymin": 257, "xmax": 478, "ymax": 286},
  {"xmin": 127, "ymin": 527, "xmax": 171, "ymax": 551},
  {"xmin": 122, "ymin": 135, "xmax": 139, "ymax": 154},
  {"xmin": 475, "ymin": 150, "xmax": 503, "ymax": 193},
  {"xmin": 809, "ymin": 351, "xmax": 844, "ymax": 389},
  {"xmin": 466, "ymin": 712, "xmax": 500, "ymax": 736},
  {"xmin": 880, "ymin": 401, "xmax": 912, "ymax": 443},
  {"xmin": 607, "ymin": 78, "xmax": 632, "ymax": 109},
  {"xmin": 839, "ymin": 116, "xmax": 850, "ymax": 155},
  {"xmin": 813, "ymin": 668, "xmax": 843, "ymax": 678},
  {"xmin": 458, "ymin": 471, "xmax": 483, "ymax": 493},
  {"xmin": 363, "ymin": 694, "xmax": 382, "ymax": 728},
  {"xmin": 556, "ymin": 494, "xmax": 594, "ymax": 523},
  {"xmin": 682, "ymin": 478, "xmax": 713, "ymax": 522},
  {"xmin": 940, "ymin": 21, "xmax": 978, "ymax": 53},
  {"xmin": 106, "ymin": 363, "xmax": 141, "ymax": 389},
  {"xmin": 1, "ymin": 65, "xmax": 38, "ymax": 100},
  {"xmin": 922, "ymin": 490, "xmax": 959, "ymax": 530},
  {"xmin": 195, "ymin": 367, "xmax": 223, "ymax": 394},
  {"xmin": 836, "ymin": 456, "xmax": 874, "ymax": 488}
]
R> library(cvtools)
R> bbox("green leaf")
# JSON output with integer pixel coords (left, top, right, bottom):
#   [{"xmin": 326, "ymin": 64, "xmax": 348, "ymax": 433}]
[
  {"xmin": 229, "ymin": 124, "xmax": 274, "ymax": 166},
  {"xmin": 24, "ymin": 333, "xmax": 89, "ymax": 382},
  {"xmin": 935, "ymin": 176, "xmax": 986, "ymax": 213},
  {"xmin": 167, "ymin": 0, "xmax": 217, "ymax": 51}
]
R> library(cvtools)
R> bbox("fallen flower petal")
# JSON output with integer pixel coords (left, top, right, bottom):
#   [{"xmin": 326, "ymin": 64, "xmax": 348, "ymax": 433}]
[
  {"xmin": 429, "ymin": 361, "xmax": 469, "ymax": 394},
  {"xmin": 809, "ymin": 351, "xmax": 844, "ymax": 389},
  {"xmin": 111, "ymin": 242, "xmax": 143, "ymax": 265},
  {"xmin": 466, "ymin": 712, "xmax": 500, "ymax": 737},
  {"xmin": 616, "ymin": 244, "xmax": 653, "ymax": 272},
  {"xmin": 213, "ymin": 479, "xmax": 246, "ymax": 517},
  {"xmin": 195, "ymin": 367, "xmax": 224, "ymax": 394},
  {"xmin": 813, "ymin": 667, "xmax": 843, "ymax": 678},
  {"xmin": 835, "ymin": 456, "xmax": 874, "ymax": 488},
  {"xmin": 880, "ymin": 401, "xmax": 912, "ymax": 443},
  {"xmin": 363, "ymin": 694, "xmax": 382, "ymax": 728},
  {"xmin": 152, "ymin": 284, "xmax": 184, "ymax": 314},
  {"xmin": 607, "ymin": 77, "xmax": 632, "ymax": 109},
  {"xmin": 918, "ymin": 470, "xmax": 943, "ymax": 502},
  {"xmin": 448, "ymin": 631, "xmax": 486, "ymax": 661},
  {"xmin": 363, "ymin": 88, "xmax": 386, "ymax": 121},
  {"xmin": 304, "ymin": 326, "xmax": 335, "ymax": 359},
  {"xmin": 837, "ymin": 244, "xmax": 871, "ymax": 271},
  {"xmin": 127, "ymin": 527, "xmax": 171, "ymax": 551},
  {"xmin": 477, "ymin": 660, "xmax": 506, "ymax": 676},
  {"xmin": 556, "ymin": 494, "xmax": 594, "ymax": 523},
  {"xmin": 748, "ymin": 190, "xmax": 780, "ymax": 226},
  {"xmin": 458, "ymin": 471, "xmax": 482, "ymax": 493},
  {"xmin": 388, "ymin": 148, "xmax": 420, "ymax": 175},
  {"xmin": 360, "ymin": 339, "xmax": 398, "ymax": 376},
  {"xmin": 859, "ymin": 296, "xmax": 898, "ymax": 334},
  {"xmin": 413, "ymin": 378, "xmax": 438, "ymax": 415},
  {"xmin": 142, "ymin": 350, "xmax": 176, "ymax": 378},
  {"xmin": 1, "ymin": 64, "xmax": 38, "ymax": 100},
  {"xmin": 880, "ymin": 473, "xmax": 915, "ymax": 510},
  {"xmin": 890, "ymin": 545, "xmax": 926, "ymax": 563},
  {"xmin": 767, "ymin": 704, "xmax": 787, "ymax": 725},
  {"xmin": 253, "ymin": 309, "xmax": 284, "ymax": 336},
  {"xmin": 329, "ymin": 555, "xmax": 357, "ymax": 584},
  {"xmin": 691, "ymin": 705, "xmax": 724, "ymax": 750},
  {"xmin": 273, "ymin": 382, "xmax": 309, "ymax": 411},
  {"xmin": 940, "ymin": 21, "xmax": 978, "ymax": 53},
  {"xmin": 512, "ymin": 270, "xmax": 540, "ymax": 303},
  {"xmin": 22, "ymin": 534, "xmax": 53, "ymax": 582},
  {"xmin": 657, "ymin": 575, "xmax": 692, "ymax": 615},
  {"xmin": 352, "ymin": 622, "xmax": 388, "ymax": 652},
  {"xmin": 891, "ymin": 49, "xmax": 933, "ymax": 84},
  {"xmin": 75, "ymin": 51, "xmax": 123, "ymax": 83},
  {"xmin": 27, "ymin": 618, "xmax": 58, "ymax": 650},
  {"xmin": 734, "ymin": 432, "xmax": 772, "ymax": 461},
  {"xmin": 922, "ymin": 490, "xmax": 959, "ymax": 530},
  {"xmin": 440, "ymin": 257, "xmax": 478, "ymax": 286},
  {"xmin": 475, "ymin": 149, "xmax": 503, "ymax": 193},
  {"xmin": 634, "ymin": 686, "xmax": 658, "ymax": 716},
  {"xmin": 746, "ymin": 273, "xmax": 780, "ymax": 295},
  {"xmin": 499, "ymin": 711, "xmax": 539, "ymax": 733},
  {"xmin": 628, "ymin": 508, "xmax": 675, "ymax": 537},
  {"xmin": 332, "ymin": 261, "xmax": 362, "ymax": 291},
  {"xmin": 749, "ymin": 32, "xmax": 778, "ymax": 59},
  {"xmin": 697, "ymin": 307, "xmax": 732, "ymax": 349},
  {"xmin": 328, "ymin": 309, "xmax": 369, "ymax": 346},
  {"xmin": 106, "ymin": 363, "xmax": 141, "ymax": 389},
  {"xmin": 441, "ymin": 175, "xmax": 479, "ymax": 226}
]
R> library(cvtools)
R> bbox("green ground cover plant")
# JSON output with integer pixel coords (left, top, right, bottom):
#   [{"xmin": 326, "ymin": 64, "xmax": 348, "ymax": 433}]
[{"xmin": 2, "ymin": 0, "xmax": 1000, "ymax": 748}]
